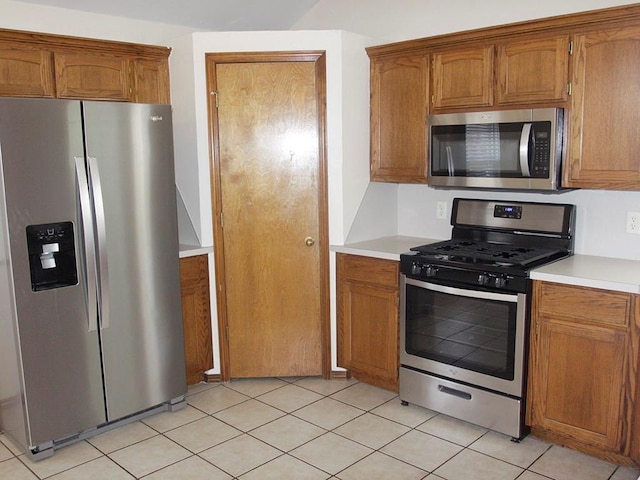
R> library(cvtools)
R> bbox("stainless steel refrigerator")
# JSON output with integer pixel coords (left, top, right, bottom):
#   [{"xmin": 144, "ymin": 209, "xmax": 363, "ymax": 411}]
[{"xmin": 0, "ymin": 98, "xmax": 186, "ymax": 460}]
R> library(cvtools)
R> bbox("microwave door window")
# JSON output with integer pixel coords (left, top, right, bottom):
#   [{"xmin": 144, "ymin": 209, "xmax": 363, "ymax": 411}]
[
  {"xmin": 465, "ymin": 123, "xmax": 501, "ymax": 175},
  {"xmin": 431, "ymin": 123, "xmax": 525, "ymax": 177}
]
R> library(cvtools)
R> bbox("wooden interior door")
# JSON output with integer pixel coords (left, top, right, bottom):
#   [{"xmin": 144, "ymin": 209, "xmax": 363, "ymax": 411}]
[{"xmin": 206, "ymin": 52, "xmax": 329, "ymax": 379}]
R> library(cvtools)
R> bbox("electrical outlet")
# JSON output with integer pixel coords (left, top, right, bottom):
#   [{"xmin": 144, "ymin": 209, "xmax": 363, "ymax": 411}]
[
  {"xmin": 437, "ymin": 201, "xmax": 447, "ymax": 220},
  {"xmin": 626, "ymin": 212, "xmax": 640, "ymax": 234}
]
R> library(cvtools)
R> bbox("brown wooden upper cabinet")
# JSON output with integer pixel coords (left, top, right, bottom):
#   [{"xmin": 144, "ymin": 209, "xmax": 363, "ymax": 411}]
[
  {"xmin": 369, "ymin": 52, "xmax": 429, "ymax": 183},
  {"xmin": 431, "ymin": 36, "xmax": 570, "ymax": 113},
  {"xmin": 564, "ymin": 26, "xmax": 640, "ymax": 190},
  {"xmin": 496, "ymin": 35, "xmax": 570, "ymax": 105},
  {"xmin": 0, "ymin": 28, "xmax": 170, "ymax": 104},
  {"xmin": 0, "ymin": 43, "xmax": 55, "ymax": 97},
  {"xmin": 54, "ymin": 51, "xmax": 132, "ymax": 101},
  {"xmin": 133, "ymin": 58, "xmax": 170, "ymax": 104},
  {"xmin": 431, "ymin": 45, "xmax": 494, "ymax": 111}
]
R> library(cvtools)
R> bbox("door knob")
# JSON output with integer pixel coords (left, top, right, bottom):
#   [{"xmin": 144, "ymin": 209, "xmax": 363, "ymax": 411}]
[{"xmin": 305, "ymin": 237, "xmax": 315, "ymax": 247}]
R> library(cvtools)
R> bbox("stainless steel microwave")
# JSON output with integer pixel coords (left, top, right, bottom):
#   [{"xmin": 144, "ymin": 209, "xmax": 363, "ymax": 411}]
[{"xmin": 428, "ymin": 108, "xmax": 564, "ymax": 191}]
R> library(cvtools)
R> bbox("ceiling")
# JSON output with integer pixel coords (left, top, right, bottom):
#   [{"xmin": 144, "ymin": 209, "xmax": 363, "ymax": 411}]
[{"xmin": 14, "ymin": 0, "xmax": 321, "ymax": 31}]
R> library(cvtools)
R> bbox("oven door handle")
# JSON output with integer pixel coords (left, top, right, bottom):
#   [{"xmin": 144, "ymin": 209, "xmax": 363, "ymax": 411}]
[{"xmin": 405, "ymin": 277, "xmax": 519, "ymax": 303}]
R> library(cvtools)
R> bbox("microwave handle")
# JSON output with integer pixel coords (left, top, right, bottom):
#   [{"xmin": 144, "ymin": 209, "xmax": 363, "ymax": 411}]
[{"xmin": 519, "ymin": 123, "xmax": 532, "ymax": 178}]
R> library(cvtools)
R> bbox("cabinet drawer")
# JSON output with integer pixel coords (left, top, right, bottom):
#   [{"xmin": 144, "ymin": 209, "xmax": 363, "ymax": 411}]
[
  {"xmin": 337, "ymin": 253, "xmax": 399, "ymax": 288},
  {"xmin": 180, "ymin": 255, "xmax": 208, "ymax": 285},
  {"xmin": 536, "ymin": 281, "xmax": 632, "ymax": 327}
]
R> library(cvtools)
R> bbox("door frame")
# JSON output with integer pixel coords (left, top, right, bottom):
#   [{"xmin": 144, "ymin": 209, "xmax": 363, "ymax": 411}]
[{"xmin": 205, "ymin": 51, "xmax": 330, "ymax": 382}]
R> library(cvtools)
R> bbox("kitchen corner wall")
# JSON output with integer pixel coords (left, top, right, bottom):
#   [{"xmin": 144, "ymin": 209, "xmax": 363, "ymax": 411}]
[
  {"xmin": 171, "ymin": 30, "xmax": 374, "ymax": 249},
  {"xmin": 170, "ymin": 30, "xmax": 375, "ymax": 373}
]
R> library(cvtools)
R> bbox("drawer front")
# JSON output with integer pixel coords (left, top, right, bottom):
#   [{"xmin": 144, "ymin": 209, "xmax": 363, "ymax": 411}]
[
  {"xmin": 536, "ymin": 281, "xmax": 631, "ymax": 328},
  {"xmin": 338, "ymin": 253, "xmax": 399, "ymax": 288}
]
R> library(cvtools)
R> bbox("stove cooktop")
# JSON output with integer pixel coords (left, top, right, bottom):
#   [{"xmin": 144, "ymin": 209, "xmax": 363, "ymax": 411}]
[
  {"xmin": 400, "ymin": 198, "xmax": 576, "ymax": 292},
  {"xmin": 409, "ymin": 240, "xmax": 565, "ymax": 269}
]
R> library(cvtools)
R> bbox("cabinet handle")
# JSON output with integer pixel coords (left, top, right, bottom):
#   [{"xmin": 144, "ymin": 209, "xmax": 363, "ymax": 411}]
[{"xmin": 305, "ymin": 237, "xmax": 315, "ymax": 247}]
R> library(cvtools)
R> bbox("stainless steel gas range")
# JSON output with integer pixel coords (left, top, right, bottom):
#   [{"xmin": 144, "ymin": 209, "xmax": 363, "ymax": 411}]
[{"xmin": 399, "ymin": 198, "xmax": 576, "ymax": 441}]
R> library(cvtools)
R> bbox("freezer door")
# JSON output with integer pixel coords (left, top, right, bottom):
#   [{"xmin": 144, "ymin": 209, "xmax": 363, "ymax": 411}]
[
  {"xmin": 82, "ymin": 102, "xmax": 186, "ymax": 421},
  {"xmin": 0, "ymin": 98, "xmax": 106, "ymax": 448}
]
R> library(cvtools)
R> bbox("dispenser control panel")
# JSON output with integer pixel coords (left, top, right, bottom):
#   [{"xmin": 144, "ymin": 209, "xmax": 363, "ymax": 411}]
[{"xmin": 26, "ymin": 222, "xmax": 78, "ymax": 291}]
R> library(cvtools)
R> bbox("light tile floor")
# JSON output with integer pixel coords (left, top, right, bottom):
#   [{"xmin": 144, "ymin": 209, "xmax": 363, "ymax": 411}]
[{"xmin": 1, "ymin": 377, "xmax": 639, "ymax": 480}]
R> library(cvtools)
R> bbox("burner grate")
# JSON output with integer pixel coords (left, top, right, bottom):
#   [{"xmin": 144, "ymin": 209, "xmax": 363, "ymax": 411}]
[{"xmin": 410, "ymin": 240, "xmax": 562, "ymax": 267}]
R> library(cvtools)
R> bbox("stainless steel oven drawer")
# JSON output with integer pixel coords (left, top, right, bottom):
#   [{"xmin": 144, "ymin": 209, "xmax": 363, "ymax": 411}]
[{"xmin": 399, "ymin": 367, "xmax": 525, "ymax": 439}]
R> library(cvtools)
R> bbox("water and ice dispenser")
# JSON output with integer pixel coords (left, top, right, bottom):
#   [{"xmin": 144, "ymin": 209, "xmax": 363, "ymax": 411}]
[{"xmin": 26, "ymin": 222, "xmax": 78, "ymax": 291}]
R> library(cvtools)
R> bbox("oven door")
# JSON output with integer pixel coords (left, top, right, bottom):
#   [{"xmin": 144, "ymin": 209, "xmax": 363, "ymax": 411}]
[{"xmin": 400, "ymin": 275, "xmax": 527, "ymax": 398}]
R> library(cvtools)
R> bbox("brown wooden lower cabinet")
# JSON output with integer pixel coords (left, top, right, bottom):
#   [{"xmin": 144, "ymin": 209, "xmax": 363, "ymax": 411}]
[
  {"xmin": 179, "ymin": 255, "xmax": 213, "ymax": 385},
  {"xmin": 337, "ymin": 253, "xmax": 399, "ymax": 392},
  {"xmin": 528, "ymin": 281, "xmax": 640, "ymax": 467}
]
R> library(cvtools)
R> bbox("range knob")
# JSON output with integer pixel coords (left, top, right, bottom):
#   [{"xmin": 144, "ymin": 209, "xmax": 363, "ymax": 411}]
[
  {"xmin": 477, "ymin": 273, "xmax": 490, "ymax": 286},
  {"xmin": 425, "ymin": 265, "xmax": 438, "ymax": 277},
  {"xmin": 494, "ymin": 275, "xmax": 509, "ymax": 288},
  {"xmin": 411, "ymin": 262, "xmax": 422, "ymax": 275}
]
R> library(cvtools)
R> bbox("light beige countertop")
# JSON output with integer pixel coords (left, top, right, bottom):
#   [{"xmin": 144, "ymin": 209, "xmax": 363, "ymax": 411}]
[
  {"xmin": 530, "ymin": 254, "xmax": 640, "ymax": 294},
  {"xmin": 179, "ymin": 244, "xmax": 213, "ymax": 259},
  {"xmin": 330, "ymin": 236, "xmax": 442, "ymax": 261},
  {"xmin": 332, "ymin": 238, "xmax": 640, "ymax": 294}
]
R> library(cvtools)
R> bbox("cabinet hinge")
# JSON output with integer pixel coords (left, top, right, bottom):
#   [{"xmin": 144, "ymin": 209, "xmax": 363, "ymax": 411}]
[
  {"xmin": 211, "ymin": 91, "xmax": 219, "ymax": 108},
  {"xmin": 566, "ymin": 82, "xmax": 572, "ymax": 96},
  {"xmin": 569, "ymin": 41, "xmax": 574, "ymax": 55}
]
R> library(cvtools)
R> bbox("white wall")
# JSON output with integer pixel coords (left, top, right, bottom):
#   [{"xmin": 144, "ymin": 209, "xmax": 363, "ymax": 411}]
[
  {"xmin": 295, "ymin": 0, "xmax": 640, "ymax": 43},
  {"xmin": 0, "ymin": 0, "xmax": 198, "ymax": 45},
  {"xmin": 296, "ymin": 0, "xmax": 640, "ymax": 261}
]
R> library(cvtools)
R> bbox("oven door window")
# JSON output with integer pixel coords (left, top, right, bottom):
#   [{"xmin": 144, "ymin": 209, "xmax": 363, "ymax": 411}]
[{"xmin": 405, "ymin": 283, "xmax": 517, "ymax": 380}]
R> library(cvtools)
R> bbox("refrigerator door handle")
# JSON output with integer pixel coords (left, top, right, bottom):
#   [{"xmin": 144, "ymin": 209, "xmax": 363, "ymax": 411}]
[
  {"xmin": 87, "ymin": 156, "xmax": 110, "ymax": 330},
  {"xmin": 74, "ymin": 156, "xmax": 99, "ymax": 332}
]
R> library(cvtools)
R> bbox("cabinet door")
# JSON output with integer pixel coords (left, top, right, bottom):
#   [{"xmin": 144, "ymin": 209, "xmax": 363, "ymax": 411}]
[
  {"xmin": 529, "ymin": 282, "xmax": 635, "ymax": 456},
  {"xmin": 337, "ymin": 254, "xmax": 399, "ymax": 391},
  {"xmin": 532, "ymin": 319, "xmax": 627, "ymax": 451},
  {"xmin": 565, "ymin": 28, "xmax": 640, "ymax": 189},
  {"xmin": 497, "ymin": 36, "xmax": 569, "ymax": 105},
  {"xmin": 631, "ymin": 296, "xmax": 640, "ymax": 466},
  {"xmin": 134, "ymin": 58, "xmax": 170, "ymax": 104},
  {"xmin": 0, "ymin": 45, "xmax": 54, "ymax": 97},
  {"xmin": 54, "ymin": 51, "xmax": 132, "ymax": 101},
  {"xmin": 432, "ymin": 46, "xmax": 494, "ymax": 111},
  {"xmin": 370, "ymin": 53, "xmax": 429, "ymax": 183},
  {"xmin": 180, "ymin": 255, "xmax": 213, "ymax": 385}
]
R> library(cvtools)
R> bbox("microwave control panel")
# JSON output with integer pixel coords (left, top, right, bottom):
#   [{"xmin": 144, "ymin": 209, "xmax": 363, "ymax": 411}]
[{"xmin": 531, "ymin": 129, "xmax": 550, "ymax": 178}]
